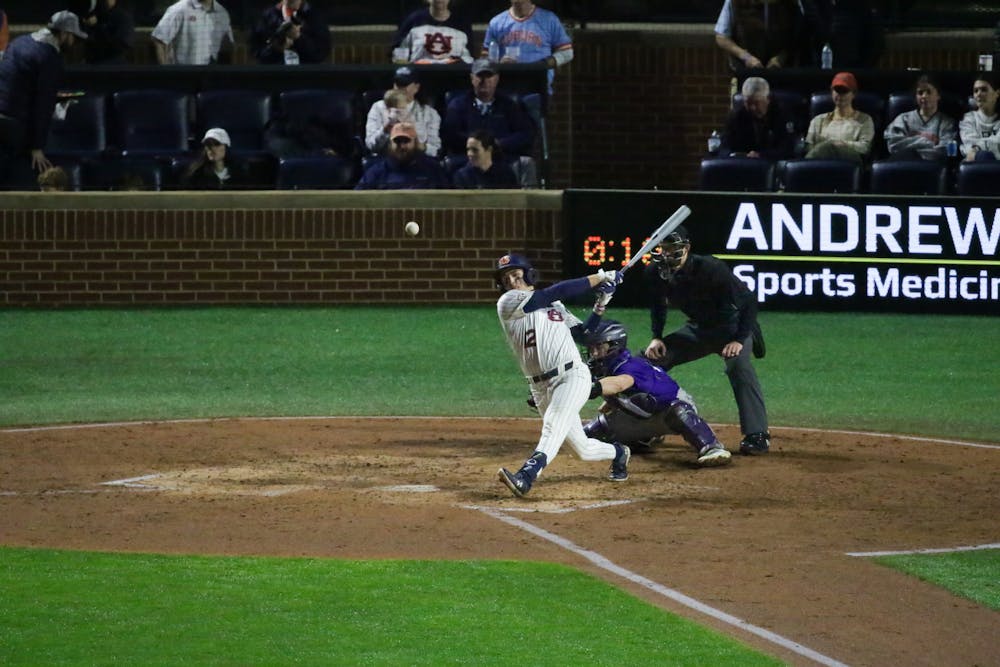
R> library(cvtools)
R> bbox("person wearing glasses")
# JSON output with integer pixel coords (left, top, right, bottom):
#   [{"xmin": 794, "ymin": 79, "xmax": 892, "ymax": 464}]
[
  {"xmin": 804, "ymin": 71, "xmax": 874, "ymax": 162},
  {"xmin": 354, "ymin": 122, "xmax": 450, "ymax": 190}
]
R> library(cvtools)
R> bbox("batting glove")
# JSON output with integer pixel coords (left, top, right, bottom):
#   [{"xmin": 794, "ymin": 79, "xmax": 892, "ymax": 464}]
[
  {"xmin": 593, "ymin": 290, "xmax": 613, "ymax": 315},
  {"xmin": 596, "ymin": 269, "xmax": 623, "ymax": 287}
]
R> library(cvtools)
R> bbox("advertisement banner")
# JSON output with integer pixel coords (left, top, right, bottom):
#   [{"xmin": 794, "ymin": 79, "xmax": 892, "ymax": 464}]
[{"xmin": 563, "ymin": 190, "xmax": 999, "ymax": 315}]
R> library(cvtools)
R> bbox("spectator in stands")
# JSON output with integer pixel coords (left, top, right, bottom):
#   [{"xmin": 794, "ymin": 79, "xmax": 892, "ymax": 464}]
[
  {"xmin": 884, "ymin": 74, "xmax": 956, "ymax": 162},
  {"xmin": 452, "ymin": 130, "xmax": 518, "ymax": 188},
  {"xmin": 355, "ymin": 122, "xmax": 450, "ymax": 190},
  {"xmin": 804, "ymin": 71, "xmax": 874, "ymax": 163},
  {"xmin": 714, "ymin": 0, "xmax": 802, "ymax": 71},
  {"xmin": 82, "ymin": 0, "xmax": 134, "ymax": 64},
  {"xmin": 37, "ymin": 165, "xmax": 69, "ymax": 191},
  {"xmin": 719, "ymin": 76, "xmax": 797, "ymax": 160},
  {"xmin": 365, "ymin": 66, "xmax": 442, "ymax": 157},
  {"xmin": 152, "ymin": 0, "xmax": 234, "ymax": 65},
  {"xmin": 0, "ymin": 9, "xmax": 9, "ymax": 59},
  {"xmin": 482, "ymin": 1, "xmax": 572, "ymax": 94},
  {"xmin": 249, "ymin": 0, "xmax": 330, "ymax": 65},
  {"xmin": 392, "ymin": 0, "xmax": 472, "ymax": 65},
  {"xmin": 441, "ymin": 58, "xmax": 535, "ymax": 157},
  {"xmin": 180, "ymin": 128, "xmax": 252, "ymax": 189},
  {"xmin": 0, "ymin": 11, "xmax": 87, "ymax": 187},
  {"xmin": 959, "ymin": 75, "xmax": 1000, "ymax": 162}
]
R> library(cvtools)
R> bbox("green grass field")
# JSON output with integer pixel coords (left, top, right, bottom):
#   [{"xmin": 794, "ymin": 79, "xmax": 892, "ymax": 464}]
[
  {"xmin": 1, "ymin": 306, "xmax": 997, "ymax": 665},
  {"xmin": 0, "ymin": 548, "xmax": 782, "ymax": 666}
]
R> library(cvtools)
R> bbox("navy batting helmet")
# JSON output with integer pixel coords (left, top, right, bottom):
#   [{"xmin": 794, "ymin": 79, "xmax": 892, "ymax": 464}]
[
  {"xmin": 494, "ymin": 252, "xmax": 538, "ymax": 288},
  {"xmin": 584, "ymin": 320, "xmax": 630, "ymax": 376}
]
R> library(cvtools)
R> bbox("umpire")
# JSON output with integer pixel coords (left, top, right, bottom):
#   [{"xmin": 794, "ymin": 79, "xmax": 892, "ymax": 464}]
[{"xmin": 642, "ymin": 225, "xmax": 771, "ymax": 455}]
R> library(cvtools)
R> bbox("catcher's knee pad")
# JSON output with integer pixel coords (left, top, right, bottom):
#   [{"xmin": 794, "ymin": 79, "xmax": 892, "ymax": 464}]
[
  {"xmin": 664, "ymin": 400, "xmax": 718, "ymax": 452},
  {"xmin": 583, "ymin": 413, "xmax": 613, "ymax": 441}
]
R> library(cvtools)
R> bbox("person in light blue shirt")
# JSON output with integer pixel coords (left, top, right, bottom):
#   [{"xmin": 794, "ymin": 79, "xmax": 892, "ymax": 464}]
[{"xmin": 482, "ymin": 1, "xmax": 572, "ymax": 94}]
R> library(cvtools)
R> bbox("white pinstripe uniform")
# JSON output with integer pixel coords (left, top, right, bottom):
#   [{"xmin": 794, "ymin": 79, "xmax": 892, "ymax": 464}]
[{"xmin": 498, "ymin": 289, "xmax": 618, "ymax": 465}]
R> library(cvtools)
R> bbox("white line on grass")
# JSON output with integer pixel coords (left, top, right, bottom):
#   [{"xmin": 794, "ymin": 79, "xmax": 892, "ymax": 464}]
[
  {"xmin": 471, "ymin": 505, "xmax": 849, "ymax": 667},
  {"xmin": 2, "ymin": 417, "xmax": 997, "ymax": 449},
  {"xmin": 846, "ymin": 542, "xmax": 1000, "ymax": 557}
]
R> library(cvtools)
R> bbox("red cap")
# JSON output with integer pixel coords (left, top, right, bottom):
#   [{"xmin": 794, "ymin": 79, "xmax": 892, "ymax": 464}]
[{"xmin": 831, "ymin": 72, "xmax": 858, "ymax": 91}]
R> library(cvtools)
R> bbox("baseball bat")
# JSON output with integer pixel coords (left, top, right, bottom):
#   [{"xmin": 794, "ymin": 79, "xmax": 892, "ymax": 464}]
[{"xmin": 621, "ymin": 205, "xmax": 692, "ymax": 274}]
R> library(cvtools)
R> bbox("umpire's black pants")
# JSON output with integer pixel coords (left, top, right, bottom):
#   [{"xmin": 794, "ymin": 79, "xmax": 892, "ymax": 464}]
[{"xmin": 653, "ymin": 322, "xmax": 769, "ymax": 437}]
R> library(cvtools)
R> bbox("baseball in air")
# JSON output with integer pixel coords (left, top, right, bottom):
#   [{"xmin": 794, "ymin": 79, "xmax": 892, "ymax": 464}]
[{"xmin": 404, "ymin": 221, "xmax": 420, "ymax": 237}]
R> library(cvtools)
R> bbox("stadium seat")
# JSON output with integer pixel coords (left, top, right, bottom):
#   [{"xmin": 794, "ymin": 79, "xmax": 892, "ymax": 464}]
[
  {"xmin": 733, "ymin": 89, "xmax": 809, "ymax": 133},
  {"xmin": 81, "ymin": 157, "xmax": 165, "ymax": 191},
  {"xmin": 112, "ymin": 89, "xmax": 191, "ymax": 157},
  {"xmin": 442, "ymin": 154, "xmax": 468, "ymax": 174},
  {"xmin": 781, "ymin": 159, "xmax": 861, "ymax": 193},
  {"xmin": 196, "ymin": 90, "xmax": 272, "ymax": 153},
  {"xmin": 809, "ymin": 91, "xmax": 886, "ymax": 128},
  {"xmin": 869, "ymin": 160, "xmax": 947, "ymax": 195},
  {"xmin": 886, "ymin": 91, "xmax": 968, "ymax": 126},
  {"xmin": 277, "ymin": 89, "xmax": 358, "ymax": 158},
  {"xmin": 956, "ymin": 161, "xmax": 1000, "ymax": 196},
  {"xmin": 276, "ymin": 156, "xmax": 358, "ymax": 190},
  {"xmin": 698, "ymin": 157, "xmax": 774, "ymax": 192},
  {"xmin": 45, "ymin": 93, "xmax": 107, "ymax": 156}
]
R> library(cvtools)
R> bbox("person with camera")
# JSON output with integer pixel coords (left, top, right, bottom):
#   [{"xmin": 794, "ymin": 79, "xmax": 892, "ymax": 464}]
[{"xmin": 249, "ymin": 0, "xmax": 331, "ymax": 65}]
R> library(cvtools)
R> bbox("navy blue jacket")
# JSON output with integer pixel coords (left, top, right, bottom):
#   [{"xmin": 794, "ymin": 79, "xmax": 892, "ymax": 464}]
[
  {"xmin": 441, "ymin": 91, "xmax": 535, "ymax": 156},
  {"xmin": 452, "ymin": 161, "xmax": 518, "ymax": 189},
  {"xmin": 0, "ymin": 33, "xmax": 63, "ymax": 150},
  {"xmin": 354, "ymin": 154, "xmax": 451, "ymax": 190}
]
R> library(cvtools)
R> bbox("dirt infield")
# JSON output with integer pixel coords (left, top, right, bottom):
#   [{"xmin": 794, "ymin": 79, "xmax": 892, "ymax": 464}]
[{"xmin": 2, "ymin": 418, "xmax": 998, "ymax": 666}]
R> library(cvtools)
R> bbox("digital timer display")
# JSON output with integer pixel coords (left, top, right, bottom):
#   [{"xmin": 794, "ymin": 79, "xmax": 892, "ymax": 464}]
[{"xmin": 582, "ymin": 235, "xmax": 654, "ymax": 268}]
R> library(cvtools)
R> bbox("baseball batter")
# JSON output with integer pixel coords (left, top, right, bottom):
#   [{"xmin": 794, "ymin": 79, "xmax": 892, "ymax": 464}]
[{"xmin": 494, "ymin": 253, "xmax": 630, "ymax": 498}]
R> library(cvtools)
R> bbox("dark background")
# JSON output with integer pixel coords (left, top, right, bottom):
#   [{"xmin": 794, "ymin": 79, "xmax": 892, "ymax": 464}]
[{"xmin": 10, "ymin": 0, "xmax": 1000, "ymax": 30}]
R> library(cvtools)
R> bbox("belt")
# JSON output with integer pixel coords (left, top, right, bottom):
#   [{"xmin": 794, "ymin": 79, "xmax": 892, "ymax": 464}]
[{"xmin": 530, "ymin": 361, "xmax": 574, "ymax": 383}]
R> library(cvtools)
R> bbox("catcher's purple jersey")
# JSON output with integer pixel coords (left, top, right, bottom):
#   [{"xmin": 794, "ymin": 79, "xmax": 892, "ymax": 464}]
[{"xmin": 606, "ymin": 350, "xmax": 681, "ymax": 415}]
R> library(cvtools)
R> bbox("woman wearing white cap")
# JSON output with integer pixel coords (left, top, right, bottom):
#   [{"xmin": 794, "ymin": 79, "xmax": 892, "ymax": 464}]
[
  {"xmin": 180, "ymin": 128, "xmax": 252, "ymax": 190},
  {"xmin": 0, "ymin": 11, "xmax": 87, "ymax": 186}
]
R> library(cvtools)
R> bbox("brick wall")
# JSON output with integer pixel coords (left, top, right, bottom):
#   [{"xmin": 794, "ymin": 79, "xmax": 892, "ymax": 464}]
[{"xmin": 0, "ymin": 192, "xmax": 563, "ymax": 306}]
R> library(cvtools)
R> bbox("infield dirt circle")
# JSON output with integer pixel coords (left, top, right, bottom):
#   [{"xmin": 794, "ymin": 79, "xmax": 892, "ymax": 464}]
[{"xmin": 2, "ymin": 418, "xmax": 998, "ymax": 666}]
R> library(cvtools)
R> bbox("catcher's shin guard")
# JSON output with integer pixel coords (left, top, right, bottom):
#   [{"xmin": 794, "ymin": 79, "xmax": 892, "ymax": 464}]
[
  {"xmin": 583, "ymin": 414, "xmax": 612, "ymax": 441},
  {"xmin": 664, "ymin": 400, "xmax": 720, "ymax": 452}
]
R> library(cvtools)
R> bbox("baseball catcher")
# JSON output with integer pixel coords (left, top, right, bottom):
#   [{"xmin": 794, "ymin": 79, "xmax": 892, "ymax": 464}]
[{"xmin": 583, "ymin": 319, "xmax": 732, "ymax": 467}]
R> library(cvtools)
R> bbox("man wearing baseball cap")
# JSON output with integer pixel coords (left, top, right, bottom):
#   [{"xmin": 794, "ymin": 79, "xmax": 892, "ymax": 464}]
[
  {"xmin": 364, "ymin": 65, "xmax": 442, "ymax": 157},
  {"xmin": 355, "ymin": 121, "xmax": 450, "ymax": 190},
  {"xmin": 0, "ymin": 11, "xmax": 87, "ymax": 187},
  {"xmin": 441, "ymin": 58, "xmax": 535, "ymax": 157}
]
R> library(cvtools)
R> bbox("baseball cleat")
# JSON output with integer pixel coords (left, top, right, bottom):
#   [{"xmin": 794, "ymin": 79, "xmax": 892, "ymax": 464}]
[
  {"xmin": 696, "ymin": 444, "xmax": 732, "ymax": 467},
  {"xmin": 498, "ymin": 467, "xmax": 531, "ymax": 497},
  {"xmin": 608, "ymin": 443, "xmax": 630, "ymax": 481},
  {"xmin": 738, "ymin": 432, "xmax": 771, "ymax": 455}
]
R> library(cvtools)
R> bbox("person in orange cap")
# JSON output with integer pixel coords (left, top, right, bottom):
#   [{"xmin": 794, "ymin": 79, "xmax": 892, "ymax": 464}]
[{"xmin": 804, "ymin": 71, "xmax": 875, "ymax": 162}]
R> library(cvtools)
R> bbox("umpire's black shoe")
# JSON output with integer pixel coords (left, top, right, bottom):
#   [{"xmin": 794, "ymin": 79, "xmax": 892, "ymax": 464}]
[
  {"xmin": 739, "ymin": 432, "xmax": 771, "ymax": 455},
  {"xmin": 498, "ymin": 467, "xmax": 531, "ymax": 497}
]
